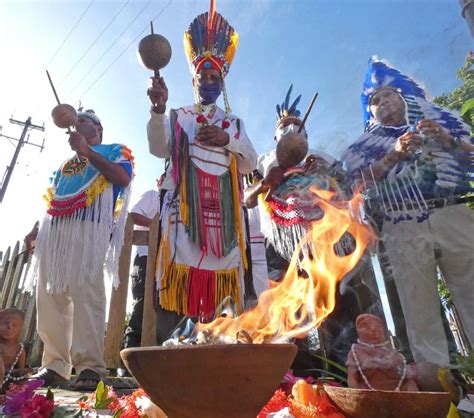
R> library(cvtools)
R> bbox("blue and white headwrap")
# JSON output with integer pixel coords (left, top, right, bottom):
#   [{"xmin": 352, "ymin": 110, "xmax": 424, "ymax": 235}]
[{"xmin": 342, "ymin": 56, "xmax": 473, "ymax": 224}]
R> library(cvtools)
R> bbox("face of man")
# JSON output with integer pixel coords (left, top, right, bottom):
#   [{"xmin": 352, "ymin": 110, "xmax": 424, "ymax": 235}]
[
  {"xmin": 195, "ymin": 68, "xmax": 222, "ymax": 105},
  {"xmin": 75, "ymin": 117, "xmax": 102, "ymax": 145},
  {"xmin": 369, "ymin": 87, "xmax": 406, "ymax": 126},
  {"xmin": 274, "ymin": 117, "xmax": 307, "ymax": 142}
]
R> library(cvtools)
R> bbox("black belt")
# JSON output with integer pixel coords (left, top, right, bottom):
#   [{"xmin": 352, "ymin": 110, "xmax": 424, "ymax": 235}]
[{"xmin": 390, "ymin": 195, "xmax": 474, "ymax": 211}]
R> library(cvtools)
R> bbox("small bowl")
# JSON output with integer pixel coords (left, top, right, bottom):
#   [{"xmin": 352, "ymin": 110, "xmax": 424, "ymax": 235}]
[{"xmin": 324, "ymin": 385, "xmax": 451, "ymax": 418}]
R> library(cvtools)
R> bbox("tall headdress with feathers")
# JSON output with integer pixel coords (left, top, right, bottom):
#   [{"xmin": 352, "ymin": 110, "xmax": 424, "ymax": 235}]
[
  {"xmin": 362, "ymin": 56, "xmax": 469, "ymax": 140},
  {"xmin": 184, "ymin": 0, "xmax": 239, "ymax": 112},
  {"xmin": 276, "ymin": 84, "xmax": 302, "ymax": 127}
]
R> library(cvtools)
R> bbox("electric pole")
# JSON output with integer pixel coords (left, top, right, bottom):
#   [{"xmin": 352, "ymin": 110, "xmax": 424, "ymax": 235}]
[
  {"xmin": 460, "ymin": 0, "xmax": 474, "ymax": 36},
  {"xmin": 0, "ymin": 117, "xmax": 45, "ymax": 203}
]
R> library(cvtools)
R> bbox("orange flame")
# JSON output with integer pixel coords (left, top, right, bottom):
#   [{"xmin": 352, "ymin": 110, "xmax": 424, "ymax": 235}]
[{"xmin": 200, "ymin": 188, "xmax": 377, "ymax": 343}]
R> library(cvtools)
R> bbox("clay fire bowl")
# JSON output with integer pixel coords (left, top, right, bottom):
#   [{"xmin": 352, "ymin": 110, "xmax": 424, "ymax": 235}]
[
  {"xmin": 121, "ymin": 343, "xmax": 298, "ymax": 418},
  {"xmin": 324, "ymin": 385, "xmax": 451, "ymax": 418}
]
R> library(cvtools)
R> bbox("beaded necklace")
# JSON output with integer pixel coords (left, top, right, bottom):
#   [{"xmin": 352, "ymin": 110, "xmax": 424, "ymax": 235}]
[
  {"xmin": 2, "ymin": 343, "xmax": 27, "ymax": 385},
  {"xmin": 351, "ymin": 341, "xmax": 407, "ymax": 392}
]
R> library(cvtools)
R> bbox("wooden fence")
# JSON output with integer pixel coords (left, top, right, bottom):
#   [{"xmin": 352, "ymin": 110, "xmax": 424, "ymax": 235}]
[
  {"xmin": 0, "ymin": 241, "xmax": 42, "ymax": 366},
  {"xmin": 0, "ymin": 212, "xmax": 161, "ymax": 370}
]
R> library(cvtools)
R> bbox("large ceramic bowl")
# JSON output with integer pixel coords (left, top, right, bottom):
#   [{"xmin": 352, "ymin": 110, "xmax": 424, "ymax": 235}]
[
  {"xmin": 121, "ymin": 343, "xmax": 298, "ymax": 418},
  {"xmin": 324, "ymin": 385, "xmax": 451, "ymax": 418}
]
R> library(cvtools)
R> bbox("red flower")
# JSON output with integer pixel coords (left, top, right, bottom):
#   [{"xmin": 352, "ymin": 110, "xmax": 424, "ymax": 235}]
[
  {"xmin": 196, "ymin": 114, "xmax": 207, "ymax": 124},
  {"xmin": 114, "ymin": 394, "xmax": 140, "ymax": 418},
  {"xmin": 258, "ymin": 389, "xmax": 291, "ymax": 417},
  {"xmin": 20, "ymin": 394, "xmax": 55, "ymax": 418},
  {"xmin": 222, "ymin": 120, "xmax": 231, "ymax": 129}
]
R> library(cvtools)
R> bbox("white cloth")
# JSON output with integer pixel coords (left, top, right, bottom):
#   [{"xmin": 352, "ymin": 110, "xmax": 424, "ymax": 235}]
[
  {"xmin": 382, "ymin": 204, "xmax": 474, "ymax": 365},
  {"xmin": 147, "ymin": 104, "xmax": 257, "ymax": 192},
  {"xmin": 130, "ymin": 190, "xmax": 161, "ymax": 257},
  {"xmin": 247, "ymin": 207, "xmax": 268, "ymax": 297},
  {"xmin": 36, "ymin": 221, "xmax": 107, "ymax": 380},
  {"xmin": 147, "ymin": 103, "xmax": 258, "ymax": 305}
]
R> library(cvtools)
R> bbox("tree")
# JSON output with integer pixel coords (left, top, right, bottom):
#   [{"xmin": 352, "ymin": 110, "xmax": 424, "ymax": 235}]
[{"xmin": 433, "ymin": 51, "xmax": 474, "ymax": 129}]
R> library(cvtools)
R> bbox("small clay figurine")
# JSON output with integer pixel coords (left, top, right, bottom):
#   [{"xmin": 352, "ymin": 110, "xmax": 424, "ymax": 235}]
[
  {"xmin": 346, "ymin": 313, "xmax": 419, "ymax": 392},
  {"xmin": 0, "ymin": 308, "xmax": 29, "ymax": 391}
]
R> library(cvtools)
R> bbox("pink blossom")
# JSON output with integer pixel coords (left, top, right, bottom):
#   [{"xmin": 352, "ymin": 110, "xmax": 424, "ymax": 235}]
[{"xmin": 20, "ymin": 394, "xmax": 55, "ymax": 418}]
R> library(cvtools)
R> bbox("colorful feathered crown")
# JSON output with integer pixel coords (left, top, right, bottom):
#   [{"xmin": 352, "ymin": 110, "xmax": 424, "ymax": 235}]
[
  {"xmin": 183, "ymin": 0, "xmax": 239, "ymax": 78},
  {"xmin": 276, "ymin": 84, "xmax": 302, "ymax": 126}
]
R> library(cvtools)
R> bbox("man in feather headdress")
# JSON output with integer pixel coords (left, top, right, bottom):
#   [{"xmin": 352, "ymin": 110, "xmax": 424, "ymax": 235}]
[
  {"xmin": 342, "ymin": 57, "xmax": 474, "ymax": 366},
  {"xmin": 24, "ymin": 109, "xmax": 133, "ymax": 389},
  {"xmin": 146, "ymin": 1, "xmax": 257, "ymax": 343},
  {"xmin": 244, "ymin": 85, "xmax": 342, "ymax": 278}
]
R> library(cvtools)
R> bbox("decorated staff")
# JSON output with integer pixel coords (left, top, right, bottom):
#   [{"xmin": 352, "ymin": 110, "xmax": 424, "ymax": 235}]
[{"xmin": 146, "ymin": 0, "xmax": 257, "ymax": 343}]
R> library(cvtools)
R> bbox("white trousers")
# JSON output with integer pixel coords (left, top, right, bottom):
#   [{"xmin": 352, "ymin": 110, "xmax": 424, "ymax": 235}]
[
  {"xmin": 382, "ymin": 204, "xmax": 474, "ymax": 365},
  {"xmin": 36, "ymin": 226, "xmax": 107, "ymax": 380}
]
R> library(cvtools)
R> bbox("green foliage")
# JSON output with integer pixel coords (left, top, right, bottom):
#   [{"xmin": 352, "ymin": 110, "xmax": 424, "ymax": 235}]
[
  {"xmin": 449, "ymin": 351, "xmax": 474, "ymax": 379},
  {"xmin": 306, "ymin": 351, "xmax": 349, "ymax": 384},
  {"xmin": 433, "ymin": 52, "xmax": 474, "ymax": 113},
  {"xmin": 93, "ymin": 380, "xmax": 115, "ymax": 410},
  {"xmin": 460, "ymin": 97, "xmax": 474, "ymax": 128},
  {"xmin": 437, "ymin": 274, "xmax": 453, "ymax": 309}
]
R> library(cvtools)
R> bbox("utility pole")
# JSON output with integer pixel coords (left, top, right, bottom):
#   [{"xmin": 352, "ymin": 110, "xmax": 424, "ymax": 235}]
[
  {"xmin": 0, "ymin": 117, "xmax": 45, "ymax": 203},
  {"xmin": 460, "ymin": 0, "xmax": 474, "ymax": 36}
]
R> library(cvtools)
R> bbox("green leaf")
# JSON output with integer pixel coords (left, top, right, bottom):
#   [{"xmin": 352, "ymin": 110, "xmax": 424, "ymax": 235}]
[
  {"xmin": 95, "ymin": 380, "xmax": 105, "ymax": 402},
  {"xmin": 303, "ymin": 368, "xmax": 348, "ymax": 383},
  {"xmin": 113, "ymin": 408, "xmax": 124, "ymax": 418},
  {"xmin": 308, "ymin": 351, "xmax": 348, "ymax": 373},
  {"xmin": 46, "ymin": 387, "xmax": 55, "ymax": 401}
]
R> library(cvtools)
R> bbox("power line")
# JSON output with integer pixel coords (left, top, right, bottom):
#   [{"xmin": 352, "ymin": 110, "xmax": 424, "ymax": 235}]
[
  {"xmin": 0, "ymin": 117, "xmax": 45, "ymax": 203},
  {"xmin": 47, "ymin": 0, "xmax": 95, "ymax": 66},
  {"xmin": 79, "ymin": 0, "xmax": 173, "ymax": 99},
  {"xmin": 68, "ymin": 0, "xmax": 153, "ymax": 97},
  {"xmin": 58, "ymin": 0, "xmax": 131, "ymax": 87}
]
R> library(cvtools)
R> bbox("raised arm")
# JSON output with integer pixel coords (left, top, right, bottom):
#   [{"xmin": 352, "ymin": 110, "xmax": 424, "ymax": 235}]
[{"xmin": 147, "ymin": 76, "xmax": 171, "ymax": 158}]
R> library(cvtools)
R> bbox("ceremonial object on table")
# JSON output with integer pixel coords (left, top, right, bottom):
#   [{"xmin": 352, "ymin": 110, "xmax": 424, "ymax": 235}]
[
  {"xmin": 121, "ymin": 344, "xmax": 297, "ymax": 418},
  {"xmin": 138, "ymin": 21, "xmax": 172, "ymax": 78},
  {"xmin": 324, "ymin": 385, "xmax": 450, "ymax": 418}
]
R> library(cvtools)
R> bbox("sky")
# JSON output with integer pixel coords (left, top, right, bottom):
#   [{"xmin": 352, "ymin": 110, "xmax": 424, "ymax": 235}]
[{"xmin": 0, "ymin": 1, "xmax": 471, "ymax": 322}]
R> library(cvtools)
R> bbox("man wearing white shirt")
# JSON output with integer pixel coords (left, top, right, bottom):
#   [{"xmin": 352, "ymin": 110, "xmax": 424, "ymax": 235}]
[{"xmin": 123, "ymin": 189, "xmax": 161, "ymax": 348}]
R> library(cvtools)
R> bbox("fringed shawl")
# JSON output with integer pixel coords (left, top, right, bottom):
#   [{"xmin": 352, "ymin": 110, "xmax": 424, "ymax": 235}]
[
  {"xmin": 27, "ymin": 144, "xmax": 133, "ymax": 293},
  {"xmin": 342, "ymin": 124, "xmax": 474, "ymax": 223}
]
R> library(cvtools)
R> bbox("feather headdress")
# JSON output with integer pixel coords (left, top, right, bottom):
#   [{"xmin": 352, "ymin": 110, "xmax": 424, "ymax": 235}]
[
  {"xmin": 276, "ymin": 84, "xmax": 302, "ymax": 126},
  {"xmin": 183, "ymin": 0, "xmax": 239, "ymax": 78},
  {"xmin": 361, "ymin": 56, "xmax": 469, "ymax": 140}
]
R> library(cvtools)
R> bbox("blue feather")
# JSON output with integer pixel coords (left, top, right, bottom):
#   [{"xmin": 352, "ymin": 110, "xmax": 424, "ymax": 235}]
[
  {"xmin": 284, "ymin": 84, "xmax": 293, "ymax": 111},
  {"xmin": 288, "ymin": 94, "xmax": 302, "ymax": 114}
]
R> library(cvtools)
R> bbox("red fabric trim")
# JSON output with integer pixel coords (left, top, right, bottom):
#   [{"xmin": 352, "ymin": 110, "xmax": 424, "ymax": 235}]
[
  {"xmin": 194, "ymin": 56, "xmax": 224, "ymax": 74},
  {"xmin": 47, "ymin": 192, "xmax": 88, "ymax": 217},
  {"xmin": 186, "ymin": 267, "xmax": 216, "ymax": 321},
  {"xmin": 49, "ymin": 192, "xmax": 87, "ymax": 208}
]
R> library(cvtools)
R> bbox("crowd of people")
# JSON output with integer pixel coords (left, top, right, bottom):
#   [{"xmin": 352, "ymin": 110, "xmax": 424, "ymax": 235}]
[{"xmin": 12, "ymin": 2, "xmax": 472, "ymax": 391}]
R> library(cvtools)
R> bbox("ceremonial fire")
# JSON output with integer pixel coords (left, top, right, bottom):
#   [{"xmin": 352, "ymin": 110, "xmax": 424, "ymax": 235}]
[{"xmin": 195, "ymin": 188, "xmax": 377, "ymax": 344}]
